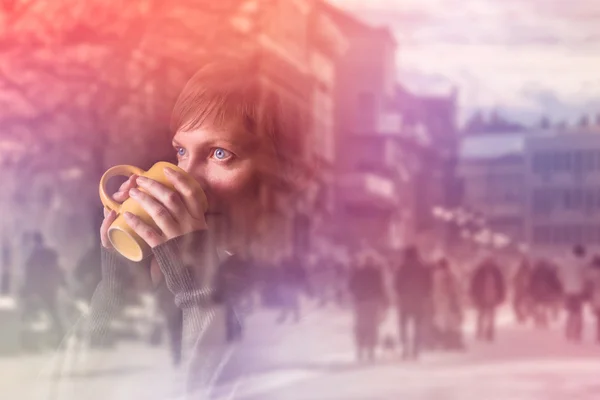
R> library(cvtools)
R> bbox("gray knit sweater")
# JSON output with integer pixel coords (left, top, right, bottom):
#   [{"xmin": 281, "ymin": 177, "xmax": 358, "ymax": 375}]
[{"xmin": 37, "ymin": 230, "xmax": 233, "ymax": 399}]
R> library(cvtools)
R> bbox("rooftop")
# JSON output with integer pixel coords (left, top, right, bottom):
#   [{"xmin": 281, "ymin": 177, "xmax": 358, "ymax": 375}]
[{"xmin": 459, "ymin": 131, "xmax": 552, "ymax": 160}]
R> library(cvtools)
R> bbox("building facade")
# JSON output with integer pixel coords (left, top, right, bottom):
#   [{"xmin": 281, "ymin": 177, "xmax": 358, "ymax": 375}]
[
  {"xmin": 525, "ymin": 132, "xmax": 600, "ymax": 254},
  {"xmin": 457, "ymin": 133, "xmax": 527, "ymax": 244},
  {"xmin": 323, "ymin": 2, "xmax": 404, "ymax": 254}
]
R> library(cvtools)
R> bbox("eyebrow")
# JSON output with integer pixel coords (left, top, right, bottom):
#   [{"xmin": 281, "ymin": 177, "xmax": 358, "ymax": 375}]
[{"xmin": 172, "ymin": 137, "xmax": 256, "ymax": 154}]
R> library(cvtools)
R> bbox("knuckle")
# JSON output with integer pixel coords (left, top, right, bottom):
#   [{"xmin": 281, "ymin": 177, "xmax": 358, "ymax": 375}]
[
  {"xmin": 145, "ymin": 228, "xmax": 158, "ymax": 240},
  {"xmin": 180, "ymin": 185, "xmax": 194, "ymax": 198},
  {"xmin": 165, "ymin": 191, "xmax": 180, "ymax": 206},
  {"xmin": 155, "ymin": 206, "xmax": 170, "ymax": 219}
]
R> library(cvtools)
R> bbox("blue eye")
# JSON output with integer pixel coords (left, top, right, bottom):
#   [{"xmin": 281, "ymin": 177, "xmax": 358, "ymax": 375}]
[
  {"xmin": 213, "ymin": 148, "xmax": 232, "ymax": 160},
  {"xmin": 176, "ymin": 147, "xmax": 186, "ymax": 157}
]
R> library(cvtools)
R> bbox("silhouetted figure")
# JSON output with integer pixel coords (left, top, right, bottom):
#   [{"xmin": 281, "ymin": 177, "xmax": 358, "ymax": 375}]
[
  {"xmin": 431, "ymin": 258, "xmax": 464, "ymax": 350},
  {"xmin": 587, "ymin": 256, "xmax": 600, "ymax": 344},
  {"xmin": 215, "ymin": 252, "xmax": 254, "ymax": 342},
  {"xmin": 1, "ymin": 242, "xmax": 12, "ymax": 295},
  {"xmin": 470, "ymin": 258, "xmax": 505, "ymax": 342},
  {"xmin": 349, "ymin": 255, "xmax": 386, "ymax": 362},
  {"xmin": 73, "ymin": 245, "xmax": 103, "ymax": 303},
  {"xmin": 513, "ymin": 257, "xmax": 532, "ymax": 324},
  {"xmin": 156, "ymin": 280, "xmax": 183, "ymax": 367},
  {"xmin": 529, "ymin": 259, "xmax": 562, "ymax": 328},
  {"xmin": 559, "ymin": 245, "xmax": 589, "ymax": 342},
  {"xmin": 276, "ymin": 256, "xmax": 307, "ymax": 324},
  {"xmin": 394, "ymin": 247, "xmax": 432, "ymax": 360},
  {"xmin": 22, "ymin": 232, "xmax": 65, "ymax": 345}
]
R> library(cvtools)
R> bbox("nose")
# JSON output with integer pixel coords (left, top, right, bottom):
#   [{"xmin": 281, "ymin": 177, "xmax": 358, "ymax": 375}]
[
  {"xmin": 180, "ymin": 161, "xmax": 213, "ymax": 205},
  {"xmin": 179, "ymin": 159, "xmax": 208, "ymax": 187}
]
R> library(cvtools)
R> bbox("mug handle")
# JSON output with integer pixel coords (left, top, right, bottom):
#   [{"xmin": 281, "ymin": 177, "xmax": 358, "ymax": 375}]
[{"xmin": 99, "ymin": 165, "xmax": 145, "ymax": 212}]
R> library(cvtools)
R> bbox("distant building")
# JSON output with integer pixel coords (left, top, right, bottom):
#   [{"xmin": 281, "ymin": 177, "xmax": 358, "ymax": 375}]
[
  {"xmin": 322, "ymin": 1, "xmax": 404, "ymax": 252},
  {"xmin": 457, "ymin": 128, "xmax": 600, "ymax": 255},
  {"xmin": 396, "ymin": 86, "xmax": 459, "ymax": 248},
  {"xmin": 457, "ymin": 133, "xmax": 527, "ymax": 244},
  {"xmin": 525, "ymin": 131, "xmax": 600, "ymax": 254}
]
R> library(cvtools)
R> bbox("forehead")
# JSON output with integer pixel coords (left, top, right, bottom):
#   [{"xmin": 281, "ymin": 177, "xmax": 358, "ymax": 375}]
[{"xmin": 173, "ymin": 119, "xmax": 260, "ymax": 148}]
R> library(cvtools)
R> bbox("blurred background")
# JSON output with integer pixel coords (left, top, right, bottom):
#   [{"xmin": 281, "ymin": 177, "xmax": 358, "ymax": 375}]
[{"xmin": 2, "ymin": 0, "xmax": 600, "ymax": 399}]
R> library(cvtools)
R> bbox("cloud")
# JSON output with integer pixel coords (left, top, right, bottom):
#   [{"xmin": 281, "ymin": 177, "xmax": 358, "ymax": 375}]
[
  {"xmin": 333, "ymin": 0, "xmax": 600, "ymax": 47},
  {"xmin": 332, "ymin": 0, "xmax": 600, "ymax": 126}
]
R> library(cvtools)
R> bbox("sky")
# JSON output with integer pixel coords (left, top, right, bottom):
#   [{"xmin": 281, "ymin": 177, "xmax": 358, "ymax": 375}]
[{"xmin": 331, "ymin": 0, "xmax": 600, "ymax": 126}]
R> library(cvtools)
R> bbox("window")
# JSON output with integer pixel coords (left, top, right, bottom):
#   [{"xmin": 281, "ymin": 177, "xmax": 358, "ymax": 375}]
[
  {"xmin": 565, "ymin": 152, "xmax": 573, "ymax": 172},
  {"xmin": 564, "ymin": 190, "xmax": 572, "ymax": 210},
  {"xmin": 357, "ymin": 92, "xmax": 375, "ymax": 129},
  {"xmin": 574, "ymin": 151, "xmax": 583, "ymax": 173},
  {"xmin": 534, "ymin": 226, "xmax": 547, "ymax": 244},
  {"xmin": 573, "ymin": 189, "xmax": 583, "ymax": 210},
  {"xmin": 552, "ymin": 153, "xmax": 564, "ymax": 172},
  {"xmin": 585, "ymin": 190, "xmax": 596, "ymax": 213},
  {"xmin": 584, "ymin": 151, "xmax": 595, "ymax": 172},
  {"xmin": 584, "ymin": 225, "xmax": 596, "ymax": 244},
  {"xmin": 532, "ymin": 154, "xmax": 541, "ymax": 173}
]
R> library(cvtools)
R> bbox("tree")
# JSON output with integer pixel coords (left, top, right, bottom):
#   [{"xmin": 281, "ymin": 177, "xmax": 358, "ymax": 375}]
[{"xmin": 0, "ymin": 0, "xmax": 258, "ymax": 248}]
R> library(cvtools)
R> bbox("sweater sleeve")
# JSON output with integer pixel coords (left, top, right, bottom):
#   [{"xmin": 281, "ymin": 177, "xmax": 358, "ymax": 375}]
[
  {"xmin": 152, "ymin": 230, "xmax": 231, "ymax": 396},
  {"xmin": 152, "ymin": 230, "xmax": 220, "ymax": 347}
]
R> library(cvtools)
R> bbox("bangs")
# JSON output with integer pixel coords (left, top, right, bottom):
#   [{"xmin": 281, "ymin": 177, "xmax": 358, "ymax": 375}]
[
  {"xmin": 170, "ymin": 61, "xmax": 262, "ymax": 135},
  {"xmin": 170, "ymin": 57, "xmax": 305, "ymax": 181}
]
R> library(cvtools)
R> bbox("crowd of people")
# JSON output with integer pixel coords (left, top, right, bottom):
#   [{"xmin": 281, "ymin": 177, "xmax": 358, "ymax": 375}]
[
  {"xmin": 512, "ymin": 244, "xmax": 600, "ymax": 343},
  {"xmin": 342, "ymin": 242, "xmax": 600, "ymax": 364},
  {"xmin": 11, "ymin": 229, "xmax": 600, "ymax": 367}
]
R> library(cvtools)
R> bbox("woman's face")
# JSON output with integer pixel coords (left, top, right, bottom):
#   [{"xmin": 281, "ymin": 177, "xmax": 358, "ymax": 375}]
[{"xmin": 172, "ymin": 120, "xmax": 271, "ymax": 234}]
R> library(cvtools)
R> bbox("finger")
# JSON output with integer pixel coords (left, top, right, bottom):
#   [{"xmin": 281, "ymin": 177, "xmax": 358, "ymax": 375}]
[
  {"xmin": 163, "ymin": 168, "xmax": 206, "ymax": 219},
  {"xmin": 121, "ymin": 173, "xmax": 138, "ymax": 191},
  {"xmin": 128, "ymin": 187, "xmax": 179, "ymax": 236},
  {"xmin": 135, "ymin": 176, "xmax": 187, "ymax": 220},
  {"xmin": 112, "ymin": 174, "xmax": 138, "ymax": 202},
  {"xmin": 100, "ymin": 210, "xmax": 118, "ymax": 248},
  {"xmin": 123, "ymin": 211, "xmax": 164, "ymax": 248}
]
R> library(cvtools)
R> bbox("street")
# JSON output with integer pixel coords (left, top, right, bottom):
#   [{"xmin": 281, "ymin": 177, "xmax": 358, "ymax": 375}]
[{"xmin": 3, "ymin": 305, "xmax": 600, "ymax": 400}]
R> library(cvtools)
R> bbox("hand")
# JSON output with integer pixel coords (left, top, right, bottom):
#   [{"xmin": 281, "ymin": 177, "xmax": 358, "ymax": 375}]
[
  {"xmin": 101, "ymin": 174, "xmax": 138, "ymax": 249},
  {"xmin": 124, "ymin": 167, "xmax": 208, "ymax": 248}
]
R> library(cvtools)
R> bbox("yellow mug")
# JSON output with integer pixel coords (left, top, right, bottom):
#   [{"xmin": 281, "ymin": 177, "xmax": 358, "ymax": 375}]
[{"xmin": 99, "ymin": 161, "xmax": 207, "ymax": 262}]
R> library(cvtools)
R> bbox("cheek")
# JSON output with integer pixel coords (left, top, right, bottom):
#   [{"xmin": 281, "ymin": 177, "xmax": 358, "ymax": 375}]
[{"xmin": 204, "ymin": 164, "xmax": 259, "ymax": 206}]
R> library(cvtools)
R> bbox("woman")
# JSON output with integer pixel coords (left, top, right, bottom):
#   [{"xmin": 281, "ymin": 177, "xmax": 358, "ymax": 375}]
[{"xmin": 41, "ymin": 58, "xmax": 303, "ymax": 399}]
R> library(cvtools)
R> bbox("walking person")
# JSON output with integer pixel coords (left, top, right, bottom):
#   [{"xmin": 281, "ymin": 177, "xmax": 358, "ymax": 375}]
[
  {"xmin": 470, "ymin": 257, "xmax": 505, "ymax": 342},
  {"xmin": 513, "ymin": 257, "xmax": 532, "ymax": 324},
  {"xmin": 276, "ymin": 255, "xmax": 307, "ymax": 324},
  {"xmin": 348, "ymin": 253, "xmax": 386, "ymax": 362},
  {"xmin": 431, "ymin": 258, "xmax": 464, "ymax": 350},
  {"xmin": 157, "ymin": 280, "xmax": 184, "ymax": 367},
  {"xmin": 215, "ymin": 250, "xmax": 254, "ymax": 342},
  {"xmin": 558, "ymin": 245, "xmax": 589, "ymax": 342},
  {"xmin": 529, "ymin": 259, "xmax": 562, "ymax": 329},
  {"xmin": 394, "ymin": 246, "xmax": 432, "ymax": 360},
  {"xmin": 587, "ymin": 256, "xmax": 600, "ymax": 344},
  {"xmin": 21, "ymin": 232, "xmax": 66, "ymax": 347}
]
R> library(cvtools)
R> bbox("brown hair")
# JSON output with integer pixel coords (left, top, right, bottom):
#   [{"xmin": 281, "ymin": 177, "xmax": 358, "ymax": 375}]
[{"xmin": 170, "ymin": 57, "xmax": 305, "ymax": 182}]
